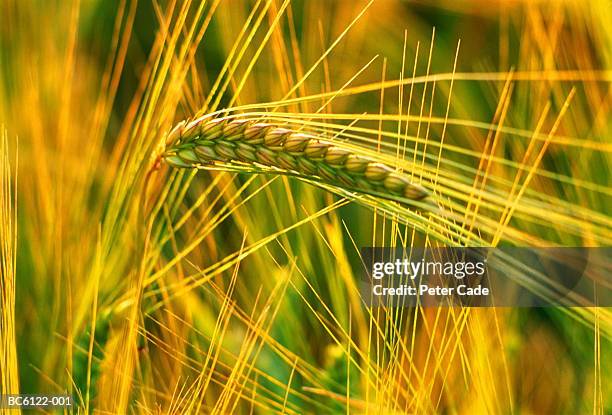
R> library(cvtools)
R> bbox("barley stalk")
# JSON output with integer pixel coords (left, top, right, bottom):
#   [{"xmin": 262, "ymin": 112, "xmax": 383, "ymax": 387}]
[{"xmin": 162, "ymin": 115, "xmax": 430, "ymax": 205}]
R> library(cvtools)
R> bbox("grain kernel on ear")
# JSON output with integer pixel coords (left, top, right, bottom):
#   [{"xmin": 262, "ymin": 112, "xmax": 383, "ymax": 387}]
[
  {"xmin": 223, "ymin": 119, "xmax": 249, "ymax": 140},
  {"xmin": 177, "ymin": 148, "xmax": 199, "ymax": 163},
  {"xmin": 297, "ymin": 157, "xmax": 317, "ymax": 175},
  {"xmin": 244, "ymin": 123, "xmax": 270, "ymax": 143},
  {"xmin": 304, "ymin": 140, "xmax": 329, "ymax": 158},
  {"xmin": 194, "ymin": 146, "xmax": 217, "ymax": 161},
  {"xmin": 235, "ymin": 147, "xmax": 257, "ymax": 162},
  {"xmin": 284, "ymin": 133, "xmax": 311, "ymax": 152},
  {"xmin": 345, "ymin": 155, "xmax": 369, "ymax": 173},
  {"xmin": 182, "ymin": 120, "xmax": 201, "ymax": 138},
  {"xmin": 365, "ymin": 163, "xmax": 392, "ymax": 181},
  {"xmin": 383, "ymin": 173, "xmax": 410, "ymax": 193},
  {"xmin": 404, "ymin": 183, "xmax": 429, "ymax": 200},
  {"xmin": 256, "ymin": 147, "xmax": 276, "ymax": 165},
  {"xmin": 277, "ymin": 153, "xmax": 298, "ymax": 170},
  {"xmin": 166, "ymin": 120, "xmax": 186, "ymax": 144},
  {"xmin": 318, "ymin": 163, "xmax": 337, "ymax": 181},
  {"xmin": 264, "ymin": 128, "xmax": 291, "ymax": 147},
  {"xmin": 355, "ymin": 177, "xmax": 374, "ymax": 190},
  {"xmin": 236, "ymin": 142, "xmax": 256, "ymax": 153},
  {"xmin": 337, "ymin": 171, "xmax": 356, "ymax": 187},
  {"xmin": 201, "ymin": 118, "xmax": 225, "ymax": 139},
  {"xmin": 325, "ymin": 147, "xmax": 350, "ymax": 165},
  {"xmin": 215, "ymin": 142, "xmax": 237, "ymax": 160},
  {"xmin": 164, "ymin": 155, "xmax": 192, "ymax": 167}
]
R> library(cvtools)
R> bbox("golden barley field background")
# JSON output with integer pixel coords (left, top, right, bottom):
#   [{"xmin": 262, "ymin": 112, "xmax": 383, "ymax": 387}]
[{"xmin": 0, "ymin": 0, "xmax": 611, "ymax": 413}]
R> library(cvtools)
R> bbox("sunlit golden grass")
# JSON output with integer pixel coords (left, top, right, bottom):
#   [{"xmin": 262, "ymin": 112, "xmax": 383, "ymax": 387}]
[
  {"xmin": 1, "ymin": 129, "xmax": 19, "ymax": 404},
  {"xmin": 0, "ymin": 0, "xmax": 610, "ymax": 413}
]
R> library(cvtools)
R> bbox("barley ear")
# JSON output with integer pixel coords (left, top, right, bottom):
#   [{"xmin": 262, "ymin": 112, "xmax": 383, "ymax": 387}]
[{"xmin": 164, "ymin": 116, "xmax": 431, "ymax": 205}]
